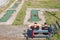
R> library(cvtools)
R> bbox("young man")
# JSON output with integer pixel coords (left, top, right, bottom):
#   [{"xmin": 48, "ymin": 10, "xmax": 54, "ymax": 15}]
[
  {"xmin": 42, "ymin": 23, "xmax": 50, "ymax": 35},
  {"xmin": 29, "ymin": 22, "xmax": 41, "ymax": 30},
  {"xmin": 28, "ymin": 22, "xmax": 41, "ymax": 37}
]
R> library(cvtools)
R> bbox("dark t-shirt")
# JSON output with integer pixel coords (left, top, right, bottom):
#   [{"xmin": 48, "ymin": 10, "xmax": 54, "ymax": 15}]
[
  {"xmin": 30, "ymin": 26, "xmax": 39, "ymax": 30},
  {"xmin": 42, "ymin": 27, "xmax": 50, "ymax": 35}
]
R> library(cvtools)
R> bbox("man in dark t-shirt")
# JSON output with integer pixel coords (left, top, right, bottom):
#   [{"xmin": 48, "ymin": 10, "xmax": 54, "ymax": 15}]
[
  {"xmin": 42, "ymin": 27, "xmax": 50, "ymax": 35},
  {"xmin": 30, "ymin": 23, "xmax": 40, "ymax": 30},
  {"xmin": 42, "ymin": 23, "xmax": 50, "ymax": 35}
]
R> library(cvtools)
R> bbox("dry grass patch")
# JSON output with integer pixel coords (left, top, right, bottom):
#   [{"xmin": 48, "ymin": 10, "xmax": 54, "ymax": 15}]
[{"xmin": 0, "ymin": 0, "xmax": 14, "ymax": 13}]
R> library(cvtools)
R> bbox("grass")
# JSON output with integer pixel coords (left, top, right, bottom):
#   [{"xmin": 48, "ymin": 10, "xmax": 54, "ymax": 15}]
[
  {"xmin": 44, "ymin": 11, "xmax": 60, "ymax": 24},
  {"xmin": 13, "ymin": 0, "xmax": 60, "ymax": 25},
  {"xmin": 52, "ymin": 34, "xmax": 60, "ymax": 40},
  {"xmin": 24, "ymin": 0, "xmax": 60, "ymax": 8},
  {"xmin": 0, "ymin": 0, "xmax": 14, "ymax": 13},
  {"xmin": 13, "ymin": 3, "xmax": 27, "ymax": 25}
]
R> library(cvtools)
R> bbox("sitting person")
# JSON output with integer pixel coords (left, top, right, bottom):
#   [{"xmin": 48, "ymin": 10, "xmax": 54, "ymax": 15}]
[
  {"xmin": 29, "ymin": 22, "xmax": 41, "ymax": 30},
  {"xmin": 42, "ymin": 23, "xmax": 50, "ymax": 35},
  {"xmin": 29, "ymin": 22, "xmax": 41, "ymax": 36},
  {"xmin": 49, "ymin": 25, "xmax": 54, "ymax": 34}
]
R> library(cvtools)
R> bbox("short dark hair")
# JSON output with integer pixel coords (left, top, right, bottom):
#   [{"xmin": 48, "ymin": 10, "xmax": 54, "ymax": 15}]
[
  {"xmin": 44, "ymin": 23, "xmax": 47, "ymax": 25},
  {"xmin": 34, "ymin": 22, "xmax": 37, "ymax": 24}
]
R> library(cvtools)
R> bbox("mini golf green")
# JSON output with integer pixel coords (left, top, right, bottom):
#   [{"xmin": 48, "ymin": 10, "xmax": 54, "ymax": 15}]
[
  {"xmin": 11, "ymin": 2, "xmax": 20, "ymax": 9},
  {"xmin": 30, "ymin": 10, "xmax": 40, "ymax": 22},
  {"xmin": 0, "ymin": 10, "xmax": 15, "ymax": 22}
]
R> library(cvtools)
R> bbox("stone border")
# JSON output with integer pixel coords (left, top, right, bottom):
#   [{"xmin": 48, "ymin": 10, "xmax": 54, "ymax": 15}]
[
  {"xmin": 24, "ymin": 8, "xmax": 60, "ymax": 25},
  {"xmin": 24, "ymin": 8, "xmax": 46, "ymax": 25},
  {"xmin": 0, "ymin": 0, "xmax": 17, "ymax": 19},
  {"xmin": 0, "ymin": 0, "xmax": 25, "ymax": 25}
]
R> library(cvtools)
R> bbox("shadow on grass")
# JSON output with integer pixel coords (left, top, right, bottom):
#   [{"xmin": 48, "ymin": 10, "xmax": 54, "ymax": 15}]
[{"xmin": 45, "ymin": 11, "xmax": 60, "ymax": 20}]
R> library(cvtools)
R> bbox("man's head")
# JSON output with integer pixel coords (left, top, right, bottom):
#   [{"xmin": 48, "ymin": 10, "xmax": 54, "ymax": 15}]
[
  {"xmin": 44, "ymin": 23, "xmax": 47, "ymax": 25},
  {"xmin": 44, "ymin": 23, "xmax": 48, "ymax": 27},
  {"xmin": 34, "ymin": 22, "xmax": 37, "ymax": 24},
  {"xmin": 34, "ymin": 22, "xmax": 38, "ymax": 27}
]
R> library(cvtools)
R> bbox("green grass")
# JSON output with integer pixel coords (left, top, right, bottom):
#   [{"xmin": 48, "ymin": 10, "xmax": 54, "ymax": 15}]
[
  {"xmin": 44, "ymin": 11, "xmax": 60, "ymax": 24},
  {"xmin": 13, "ymin": 3, "xmax": 27, "ymax": 25},
  {"xmin": 24, "ymin": 0, "xmax": 60, "ymax": 8},
  {"xmin": 13, "ymin": 0, "xmax": 60, "ymax": 25},
  {"xmin": 52, "ymin": 34, "xmax": 60, "ymax": 40}
]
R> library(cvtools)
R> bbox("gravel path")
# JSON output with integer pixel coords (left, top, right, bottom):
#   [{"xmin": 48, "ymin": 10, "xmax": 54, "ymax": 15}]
[
  {"xmin": 0, "ymin": 26, "xmax": 26, "ymax": 37},
  {"xmin": 0, "ymin": 25, "xmax": 27, "ymax": 40},
  {"xmin": 0, "ymin": 25, "xmax": 47, "ymax": 40},
  {"xmin": 0, "ymin": 25, "xmax": 54, "ymax": 40}
]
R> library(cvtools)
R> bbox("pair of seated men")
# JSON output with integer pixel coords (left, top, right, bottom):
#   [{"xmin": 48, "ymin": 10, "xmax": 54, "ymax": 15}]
[{"xmin": 29, "ymin": 23, "xmax": 51, "ymax": 35}]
